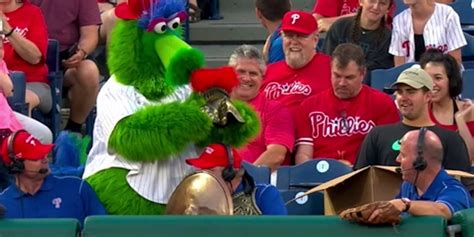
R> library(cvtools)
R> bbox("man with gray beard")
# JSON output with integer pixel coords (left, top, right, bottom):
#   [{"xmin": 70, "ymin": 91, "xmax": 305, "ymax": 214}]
[{"xmin": 260, "ymin": 10, "xmax": 331, "ymax": 114}]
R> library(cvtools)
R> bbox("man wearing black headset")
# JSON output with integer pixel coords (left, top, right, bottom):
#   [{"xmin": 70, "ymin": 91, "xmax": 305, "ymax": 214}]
[
  {"xmin": 384, "ymin": 129, "xmax": 473, "ymax": 220},
  {"xmin": 185, "ymin": 143, "xmax": 287, "ymax": 215},
  {"xmin": 341, "ymin": 128, "xmax": 473, "ymax": 223},
  {"xmin": 0, "ymin": 130, "xmax": 106, "ymax": 225}
]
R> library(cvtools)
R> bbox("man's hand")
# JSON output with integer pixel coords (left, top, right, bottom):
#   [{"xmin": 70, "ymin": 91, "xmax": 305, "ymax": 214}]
[
  {"xmin": 316, "ymin": 17, "xmax": 332, "ymax": 32},
  {"xmin": 62, "ymin": 50, "xmax": 86, "ymax": 69},
  {"xmin": 0, "ymin": 12, "xmax": 14, "ymax": 35}
]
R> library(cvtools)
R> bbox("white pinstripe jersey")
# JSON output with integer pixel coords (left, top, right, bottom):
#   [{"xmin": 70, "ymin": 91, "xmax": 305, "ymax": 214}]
[
  {"xmin": 83, "ymin": 75, "xmax": 197, "ymax": 204},
  {"xmin": 389, "ymin": 3, "xmax": 467, "ymax": 63}
]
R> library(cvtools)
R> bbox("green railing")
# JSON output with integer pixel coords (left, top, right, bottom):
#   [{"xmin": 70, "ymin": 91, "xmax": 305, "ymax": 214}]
[
  {"xmin": 0, "ymin": 218, "xmax": 79, "ymax": 237},
  {"xmin": 5, "ymin": 213, "xmax": 474, "ymax": 237}
]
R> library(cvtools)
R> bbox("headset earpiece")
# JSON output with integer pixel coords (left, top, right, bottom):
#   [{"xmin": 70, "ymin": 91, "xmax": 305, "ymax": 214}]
[
  {"xmin": 221, "ymin": 144, "xmax": 236, "ymax": 182},
  {"xmin": 413, "ymin": 127, "xmax": 428, "ymax": 171},
  {"xmin": 6, "ymin": 130, "xmax": 26, "ymax": 174}
]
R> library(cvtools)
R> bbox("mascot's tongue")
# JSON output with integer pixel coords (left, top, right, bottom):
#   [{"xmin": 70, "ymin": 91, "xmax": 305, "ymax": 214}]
[{"xmin": 155, "ymin": 34, "xmax": 191, "ymax": 68}]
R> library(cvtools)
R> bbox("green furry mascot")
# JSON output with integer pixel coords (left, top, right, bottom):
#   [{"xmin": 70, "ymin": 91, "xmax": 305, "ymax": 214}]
[{"xmin": 83, "ymin": 0, "xmax": 259, "ymax": 215}]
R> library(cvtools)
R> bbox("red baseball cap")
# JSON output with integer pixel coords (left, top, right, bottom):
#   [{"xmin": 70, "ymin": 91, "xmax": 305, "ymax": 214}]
[
  {"xmin": 186, "ymin": 144, "xmax": 241, "ymax": 169},
  {"xmin": 281, "ymin": 10, "xmax": 318, "ymax": 35},
  {"xmin": 1, "ymin": 130, "xmax": 54, "ymax": 165}
]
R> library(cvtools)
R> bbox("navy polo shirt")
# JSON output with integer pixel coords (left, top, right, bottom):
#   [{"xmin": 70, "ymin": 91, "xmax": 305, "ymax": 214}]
[
  {"xmin": 397, "ymin": 169, "xmax": 474, "ymax": 215},
  {"xmin": 234, "ymin": 182, "xmax": 287, "ymax": 215},
  {"xmin": 0, "ymin": 175, "xmax": 106, "ymax": 225}
]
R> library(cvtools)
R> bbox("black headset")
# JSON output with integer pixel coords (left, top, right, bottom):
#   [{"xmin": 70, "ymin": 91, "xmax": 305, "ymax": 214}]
[
  {"xmin": 413, "ymin": 127, "xmax": 428, "ymax": 171},
  {"xmin": 5, "ymin": 130, "xmax": 26, "ymax": 174},
  {"xmin": 221, "ymin": 143, "xmax": 236, "ymax": 182}
]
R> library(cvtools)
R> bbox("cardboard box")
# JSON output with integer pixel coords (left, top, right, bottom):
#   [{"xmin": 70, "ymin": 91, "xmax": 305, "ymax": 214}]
[{"xmin": 300, "ymin": 166, "xmax": 474, "ymax": 215}]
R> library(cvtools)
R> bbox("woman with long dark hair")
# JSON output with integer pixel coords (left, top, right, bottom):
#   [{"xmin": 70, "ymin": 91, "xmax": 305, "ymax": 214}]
[
  {"xmin": 420, "ymin": 49, "xmax": 474, "ymax": 163},
  {"xmin": 322, "ymin": 0, "xmax": 394, "ymax": 84}
]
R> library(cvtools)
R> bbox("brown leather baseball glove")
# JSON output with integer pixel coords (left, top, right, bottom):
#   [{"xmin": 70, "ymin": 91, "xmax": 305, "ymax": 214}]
[{"xmin": 339, "ymin": 201, "xmax": 401, "ymax": 225}]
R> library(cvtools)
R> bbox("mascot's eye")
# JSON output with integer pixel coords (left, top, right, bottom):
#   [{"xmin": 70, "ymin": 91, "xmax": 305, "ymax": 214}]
[
  {"xmin": 167, "ymin": 17, "xmax": 181, "ymax": 30},
  {"xmin": 154, "ymin": 22, "xmax": 167, "ymax": 33}
]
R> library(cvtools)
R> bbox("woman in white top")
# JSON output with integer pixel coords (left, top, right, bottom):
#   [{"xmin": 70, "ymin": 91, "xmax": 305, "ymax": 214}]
[{"xmin": 389, "ymin": 0, "xmax": 466, "ymax": 66}]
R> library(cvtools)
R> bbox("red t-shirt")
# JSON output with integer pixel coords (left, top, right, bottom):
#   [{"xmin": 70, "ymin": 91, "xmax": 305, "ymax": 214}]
[
  {"xmin": 295, "ymin": 85, "xmax": 400, "ymax": 164},
  {"xmin": 261, "ymin": 53, "xmax": 332, "ymax": 114},
  {"xmin": 313, "ymin": 0, "xmax": 359, "ymax": 17},
  {"xmin": 312, "ymin": 0, "xmax": 395, "ymax": 24},
  {"xmin": 30, "ymin": 0, "xmax": 101, "ymax": 51},
  {"xmin": 238, "ymin": 93, "xmax": 295, "ymax": 165},
  {"xmin": 4, "ymin": 3, "xmax": 48, "ymax": 84},
  {"xmin": 429, "ymin": 107, "xmax": 474, "ymax": 137}
]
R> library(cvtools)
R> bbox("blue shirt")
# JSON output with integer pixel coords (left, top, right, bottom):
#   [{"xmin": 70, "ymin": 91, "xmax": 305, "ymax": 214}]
[
  {"xmin": 267, "ymin": 25, "xmax": 285, "ymax": 64},
  {"xmin": 0, "ymin": 175, "xmax": 107, "ymax": 225},
  {"xmin": 234, "ymin": 182, "xmax": 287, "ymax": 215},
  {"xmin": 397, "ymin": 169, "xmax": 474, "ymax": 215}
]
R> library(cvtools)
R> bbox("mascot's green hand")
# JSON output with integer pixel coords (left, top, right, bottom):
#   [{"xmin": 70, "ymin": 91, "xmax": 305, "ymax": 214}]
[
  {"xmin": 165, "ymin": 47, "xmax": 205, "ymax": 88},
  {"xmin": 108, "ymin": 101, "xmax": 213, "ymax": 162}
]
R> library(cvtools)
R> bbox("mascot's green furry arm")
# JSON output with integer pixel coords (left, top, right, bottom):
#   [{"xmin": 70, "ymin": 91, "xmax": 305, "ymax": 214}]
[{"xmin": 83, "ymin": 0, "xmax": 260, "ymax": 215}]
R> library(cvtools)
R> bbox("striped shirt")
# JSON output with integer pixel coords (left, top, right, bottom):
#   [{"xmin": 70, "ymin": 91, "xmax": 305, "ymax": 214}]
[
  {"xmin": 389, "ymin": 3, "xmax": 466, "ymax": 63},
  {"xmin": 83, "ymin": 75, "xmax": 197, "ymax": 204}
]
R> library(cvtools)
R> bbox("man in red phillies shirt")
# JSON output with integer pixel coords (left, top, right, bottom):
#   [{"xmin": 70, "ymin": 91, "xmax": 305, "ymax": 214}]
[
  {"xmin": 261, "ymin": 10, "xmax": 332, "ymax": 115},
  {"xmin": 295, "ymin": 43, "xmax": 399, "ymax": 166},
  {"xmin": 228, "ymin": 45, "xmax": 295, "ymax": 170}
]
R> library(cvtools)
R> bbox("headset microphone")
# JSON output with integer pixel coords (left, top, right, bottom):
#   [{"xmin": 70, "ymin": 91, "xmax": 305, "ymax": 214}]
[
  {"xmin": 395, "ymin": 167, "xmax": 417, "ymax": 174},
  {"xmin": 24, "ymin": 168, "xmax": 49, "ymax": 174}
]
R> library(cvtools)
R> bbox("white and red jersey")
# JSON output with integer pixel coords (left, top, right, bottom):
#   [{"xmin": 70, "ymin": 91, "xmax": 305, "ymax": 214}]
[
  {"xmin": 295, "ymin": 86, "xmax": 400, "ymax": 165},
  {"xmin": 84, "ymin": 75, "xmax": 196, "ymax": 204},
  {"xmin": 261, "ymin": 53, "xmax": 332, "ymax": 113},
  {"xmin": 389, "ymin": 3, "xmax": 466, "ymax": 63}
]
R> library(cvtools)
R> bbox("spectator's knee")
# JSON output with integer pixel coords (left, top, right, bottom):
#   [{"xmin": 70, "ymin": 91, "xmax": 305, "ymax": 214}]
[{"xmin": 77, "ymin": 60, "xmax": 100, "ymax": 88}]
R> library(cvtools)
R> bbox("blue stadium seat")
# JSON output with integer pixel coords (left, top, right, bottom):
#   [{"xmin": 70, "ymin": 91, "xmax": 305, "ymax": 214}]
[
  {"xmin": 462, "ymin": 33, "xmax": 474, "ymax": 62},
  {"xmin": 462, "ymin": 69, "xmax": 474, "ymax": 99},
  {"xmin": 450, "ymin": 0, "xmax": 474, "ymax": 25},
  {"xmin": 280, "ymin": 189, "xmax": 324, "ymax": 215},
  {"xmin": 394, "ymin": 0, "xmax": 407, "ymax": 16},
  {"xmin": 7, "ymin": 71, "xmax": 28, "ymax": 115},
  {"xmin": 276, "ymin": 159, "xmax": 352, "ymax": 215},
  {"xmin": 370, "ymin": 62, "xmax": 416, "ymax": 92},
  {"xmin": 32, "ymin": 39, "xmax": 63, "ymax": 139},
  {"xmin": 242, "ymin": 161, "xmax": 271, "ymax": 184},
  {"xmin": 463, "ymin": 61, "xmax": 474, "ymax": 69}
]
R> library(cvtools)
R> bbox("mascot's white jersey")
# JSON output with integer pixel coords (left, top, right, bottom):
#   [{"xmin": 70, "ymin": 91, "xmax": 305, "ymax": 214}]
[
  {"xmin": 389, "ymin": 3, "xmax": 466, "ymax": 63},
  {"xmin": 83, "ymin": 75, "xmax": 196, "ymax": 204}
]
